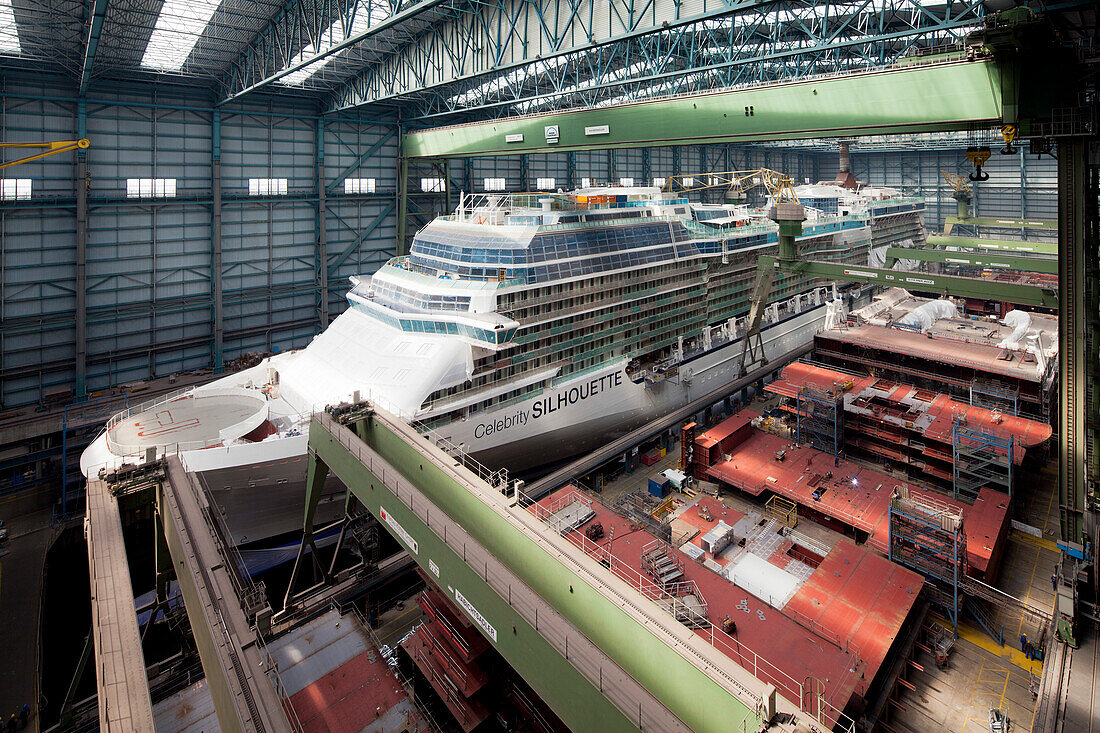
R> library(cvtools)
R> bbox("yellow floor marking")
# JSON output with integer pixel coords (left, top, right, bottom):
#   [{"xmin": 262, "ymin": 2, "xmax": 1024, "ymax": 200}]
[
  {"xmin": 1010, "ymin": 529, "xmax": 1059, "ymax": 553},
  {"xmin": 955, "ymin": 621, "xmax": 1044, "ymax": 675}
]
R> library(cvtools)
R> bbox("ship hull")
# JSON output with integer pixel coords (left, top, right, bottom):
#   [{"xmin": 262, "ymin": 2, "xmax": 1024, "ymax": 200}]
[
  {"xmin": 184, "ymin": 300, "xmax": 829, "ymax": 544},
  {"xmin": 439, "ymin": 300, "xmax": 829, "ymax": 472}
]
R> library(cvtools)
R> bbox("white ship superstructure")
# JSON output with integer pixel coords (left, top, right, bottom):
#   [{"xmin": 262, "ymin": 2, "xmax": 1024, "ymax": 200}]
[{"xmin": 82, "ymin": 180, "xmax": 926, "ymax": 545}]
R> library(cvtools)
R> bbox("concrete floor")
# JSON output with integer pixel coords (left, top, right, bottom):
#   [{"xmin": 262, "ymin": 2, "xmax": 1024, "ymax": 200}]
[
  {"xmin": 0, "ymin": 509, "xmax": 57, "ymax": 732},
  {"xmin": 894, "ymin": 634, "xmax": 1040, "ymax": 733}
]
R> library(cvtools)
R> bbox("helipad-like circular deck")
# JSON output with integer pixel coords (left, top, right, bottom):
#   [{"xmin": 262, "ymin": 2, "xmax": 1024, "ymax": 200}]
[{"xmin": 106, "ymin": 388, "xmax": 269, "ymax": 456}]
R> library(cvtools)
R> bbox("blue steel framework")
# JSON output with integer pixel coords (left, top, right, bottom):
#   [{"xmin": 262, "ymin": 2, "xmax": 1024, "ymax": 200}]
[
  {"xmin": 889, "ymin": 494, "xmax": 965, "ymax": 633},
  {"xmin": 952, "ymin": 420, "xmax": 1013, "ymax": 503},
  {"xmin": 0, "ymin": 74, "xmax": 398, "ymax": 409},
  {"xmin": 324, "ymin": 0, "xmax": 990, "ymax": 119}
]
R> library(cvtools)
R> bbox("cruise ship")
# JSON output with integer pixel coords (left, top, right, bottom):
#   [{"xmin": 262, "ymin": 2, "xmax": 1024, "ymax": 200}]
[{"xmin": 81, "ymin": 177, "xmax": 926, "ymax": 545}]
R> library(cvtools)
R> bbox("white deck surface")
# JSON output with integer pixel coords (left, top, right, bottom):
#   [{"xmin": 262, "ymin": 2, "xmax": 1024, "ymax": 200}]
[{"xmin": 108, "ymin": 393, "xmax": 265, "ymax": 451}]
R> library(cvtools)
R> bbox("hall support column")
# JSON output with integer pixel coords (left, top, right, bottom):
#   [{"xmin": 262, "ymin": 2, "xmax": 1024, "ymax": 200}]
[
  {"xmin": 75, "ymin": 98, "xmax": 88, "ymax": 397},
  {"xmin": 1058, "ymin": 140, "xmax": 1087, "ymax": 549},
  {"xmin": 211, "ymin": 109, "xmax": 224, "ymax": 371},
  {"xmin": 315, "ymin": 117, "xmax": 329, "ymax": 328}
]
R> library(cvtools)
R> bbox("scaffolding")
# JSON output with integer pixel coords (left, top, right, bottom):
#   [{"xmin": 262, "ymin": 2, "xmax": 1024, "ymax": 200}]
[
  {"xmin": 969, "ymin": 378, "xmax": 1020, "ymax": 416},
  {"xmin": 889, "ymin": 488, "xmax": 966, "ymax": 633},
  {"xmin": 796, "ymin": 383, "xmax": 845, "ymax": 457},
  {"xmin": 952, "ymin": 420, "xmax": 1013, "ymax": 502},
  {"xmin": 765, "ymin": 495, "xmax": 798, "ymax": 529}
]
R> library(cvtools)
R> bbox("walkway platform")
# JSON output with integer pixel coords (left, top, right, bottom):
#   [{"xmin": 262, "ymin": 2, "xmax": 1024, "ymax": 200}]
[
  {"xmin": 159, "ymin": 456, "xmax": 292, "ymax": 732},
  {"xmin": 85, "ymin": 476, "xmax": 156, "ymax": 731}
]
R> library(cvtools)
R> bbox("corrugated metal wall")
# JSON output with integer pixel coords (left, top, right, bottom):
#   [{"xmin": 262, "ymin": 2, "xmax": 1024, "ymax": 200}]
[
  {"xmin": 0, "ymin": 77, "xmax": 398, "ymax": 408},
  {"xmin": 839, "ymin": 148, "xmax": 1057, "ymax": 231}
]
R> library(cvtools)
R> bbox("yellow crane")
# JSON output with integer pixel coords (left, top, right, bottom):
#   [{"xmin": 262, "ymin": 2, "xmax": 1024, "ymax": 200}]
[
  {"xmin": 662, "ymin": 168, "xmax": 800, "ymax": 204},
  {"xmin": 0, "ymin": 138, "xmax": 90, "ymax": 171},
  {"xmin": 941, "ymin": 168, "xmax": 973, "ymax": 219}
]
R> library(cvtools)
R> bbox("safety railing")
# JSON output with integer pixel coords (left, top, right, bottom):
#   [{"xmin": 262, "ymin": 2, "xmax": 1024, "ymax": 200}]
[
  {"xmin": 254, "ymin": 633, "xmax": 305, "ymax": 732},
  {"xmin": 520, "ymin": 488, "xmax": 853, "ymax": 731},
  {"xmin": 319, "ymin": 411, "xmax": 762, "ymax": 733},
  {"xmin": 103, "ymin": 386, "xmax": 270, "ymax": 456}
]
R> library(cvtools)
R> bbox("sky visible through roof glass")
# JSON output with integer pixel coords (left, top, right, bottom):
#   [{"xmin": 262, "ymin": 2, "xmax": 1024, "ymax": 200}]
[
  {"xmin": 0, "ymin": 0, "xmax": 21, "ymax": 53},
  {"xmin": 141, "ymin": 0, "xmax": 223, "ymax": 71},
  {"xmin": 279, "ymin": 0, "xmax": 390, "ymax": 84}
]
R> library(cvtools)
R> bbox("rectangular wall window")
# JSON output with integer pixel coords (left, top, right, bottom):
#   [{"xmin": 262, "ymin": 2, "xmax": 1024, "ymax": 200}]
[
  {"xmin": 536, "ymin": 177, "xmax": 555, "ymax": 190},
  {"xmin": 421, "ymin": 177, "xmax": 444, "ymax": 193},
  {"xmin": 0, "ymin": 178, "xmax": 31, "ymax": 200},
  {"xmin": 580, "ymin": 177, "xmax": 592, "ymax": 187},
  {"xmin": 126, "ymin": 178, "xmax": 176, "ymax": 198},
  {"xmin": 248, "ymin": 178, "xmax": 288, "ymax": 195},
  {"xmin": 344, "ymin": 177, "xmax": 376, "ymax": 194},
  {"xmin": 483, "ymin": 177, "xmax": 506, "ymax": 191},
  {"xmin": 652, "ymin": 177, "xmax": 666, "ymax": 188},
  {"xmin": 618, "ymin": 177, "xmax": 634, "ymax": 187},
  {"xmin": 681, "ymin": 176, "xmax": 695, "ymax": 187}
]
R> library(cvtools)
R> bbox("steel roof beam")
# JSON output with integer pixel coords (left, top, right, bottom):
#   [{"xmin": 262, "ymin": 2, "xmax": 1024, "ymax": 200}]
[
  {"xmin": 78, "ymin": 0, "xmax": 110, "ymax": 94},
  {"xmin": 220, "ymin": 0, "xmax": 455, "ymax": 105},
  {"xmin": 328, "ymin": 0, "xmax": 986, "ymax": 114},
  {"xmin": 328, "ymin": 0, "xmax": 776, "ymax": 112}
]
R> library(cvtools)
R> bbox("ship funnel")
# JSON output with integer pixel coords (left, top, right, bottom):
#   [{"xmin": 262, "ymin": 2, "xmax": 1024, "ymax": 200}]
[{"xmin": 834, "ymin": 141, "xmax": 859, "ymax": 189}]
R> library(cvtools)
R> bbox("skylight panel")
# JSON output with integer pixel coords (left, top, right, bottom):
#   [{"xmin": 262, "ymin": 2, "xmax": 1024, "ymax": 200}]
[
  {"xmin": 141, "ymin": 0, "xmax": 222, "ymax": 71},
  {"xmin": 279, "ymin": 1, "xmax": 389, "ymax": 85},
  {"xmin": 0, "ymin": 0, "xmax": 21, "ymax": 53}
]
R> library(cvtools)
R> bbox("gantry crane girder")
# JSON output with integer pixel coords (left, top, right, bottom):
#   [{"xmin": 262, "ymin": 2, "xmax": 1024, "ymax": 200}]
[{"xmin": 884, "ymin": 246, "xmax": 1058, "ymax": 275}]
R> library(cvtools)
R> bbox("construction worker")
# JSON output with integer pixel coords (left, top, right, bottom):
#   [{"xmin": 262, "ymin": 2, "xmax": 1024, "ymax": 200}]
[
  {"xmin": 18, "ymin": 704, "xmax": 27, "ymax": 729},
  {"xmin": 1020, "ymin": 633, "xmax": 1028, "ymax": 653}
]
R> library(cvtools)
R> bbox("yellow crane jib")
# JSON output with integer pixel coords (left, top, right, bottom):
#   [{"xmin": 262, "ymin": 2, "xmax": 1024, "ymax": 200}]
[
  {"xmin": 662, "ymin": 168, "xmax": 800, "ymax": 204},
  {"xmin": 0, "ymin": 138, "xmax": 91, "ymax": 171},
  {"xmin": 966, "ymin": 145, "xmax": 991, "ymax": 182}
]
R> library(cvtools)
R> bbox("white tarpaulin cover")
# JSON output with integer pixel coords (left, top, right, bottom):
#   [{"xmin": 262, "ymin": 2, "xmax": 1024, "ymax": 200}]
[
  {"xmin": 997, "ymin": 309, "xmax": 1032, "ymax": 350},
  {"xmin": 275, "ymin": 309, "xmax": 473, "ymax": 418},
  {"xmin": 897, "ymin": 298, "xmax": 957, "ymax": 332},
  {"xmin": 724, "ymin": 552, "xmax": 801, "ymax": 609}
]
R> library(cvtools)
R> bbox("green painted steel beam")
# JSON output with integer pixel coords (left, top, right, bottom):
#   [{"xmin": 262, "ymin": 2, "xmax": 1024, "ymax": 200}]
[
  {"xmin": 404, "ymin": 59, "xmax": 1003, "ymax": 158},
  {"xmin": 943, "ymin": 215, "xmax": 1057, "ymax": 235},
  {"xmin": 885, "ymin": 246, "xmax": 1058, "ymax": 275},
  {"xmin": 774, "ymin": 257, "xmax": 1057, "ymax": 307},
  {"xmin": 306, "ymin": 412, "xmax": 775, "ymax": 733},
  {"xmin": 926, "ymin": 234, "xmax": 1058, "ymax": 256}
]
